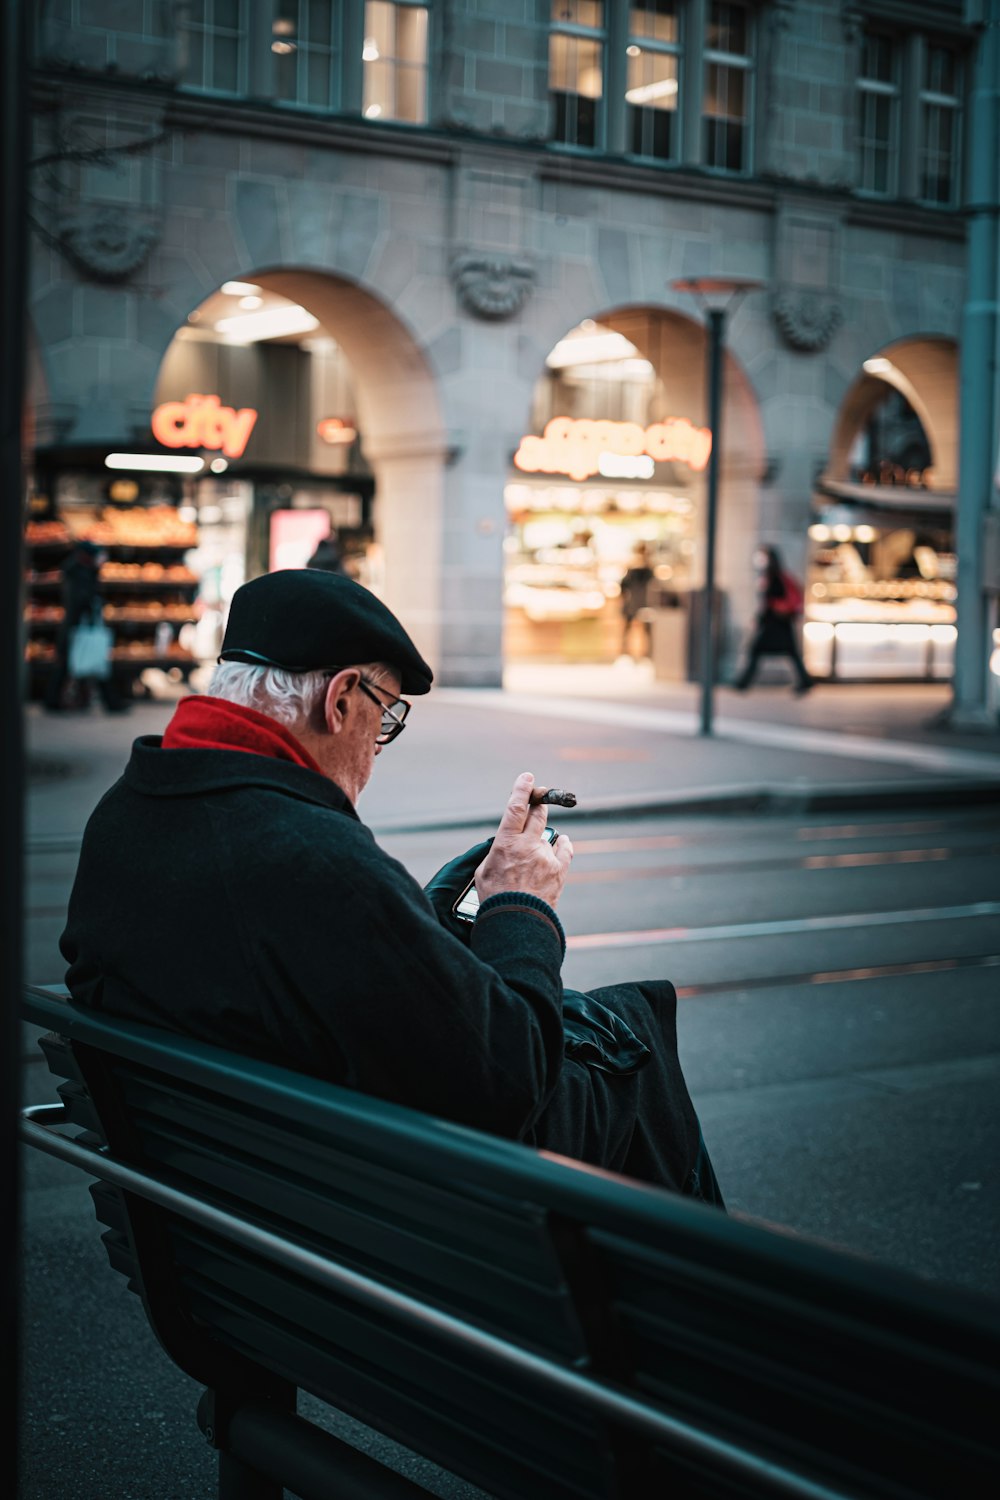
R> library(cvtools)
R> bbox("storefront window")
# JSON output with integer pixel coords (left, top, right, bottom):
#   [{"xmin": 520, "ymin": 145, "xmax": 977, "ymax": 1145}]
[
  {"xmin": 804, "ymin": 514, "xmax": 956, "ymax": 682},
  {"xmin": 857, "ymin": 32, "xmax": 900, "ymax": 196},
  {"xmin": 182, "ymin": 0, "xmax": 247, "ymax": 95},
  {"xmin": 626, "ymin": 2, "xmax": 681, "ymax": 162},
  {"xmin": 703, "ymin": 2, "xmax": 752, "ymax": 172},
  {"xmin": 808, "ymin": 381, "xmax": 955, "ymax": 681},
  {"xmin": 271, "ymin": 3, "xmax": 339, "ymax": 111},
  {"xmin": 920, "ymin": 43, "xmax": 961, "ymax": 206},
  {"xmin": 363, "ymin": 1, "xmax": 429, "ymax": 124},
  {"xmin": 506, "ymin": 318, "xmax": 709, "ymax": 670},
  {"xmin": 550, "ymin": 3, "xmax": 605, "ymax": 149}
]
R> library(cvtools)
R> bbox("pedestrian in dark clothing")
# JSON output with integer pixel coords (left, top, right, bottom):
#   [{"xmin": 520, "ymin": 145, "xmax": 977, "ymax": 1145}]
[
  {"xmin": 44, "ymin": 540, "xmax": 126, "ymax": 713},
  {"xmin": 306, "ymin": 530, "xmax": 345, "ymax": 573},
  {"xmin": 732, "ymin": 546, "xmax": 812, "ymax": 695},
  {"xmin": 619, "ymin": 542, "xmax": 656, "ymax": 660},
  {"xmin": 60, "ymin": 568, "xmax": 723, "ymax": 1204}
]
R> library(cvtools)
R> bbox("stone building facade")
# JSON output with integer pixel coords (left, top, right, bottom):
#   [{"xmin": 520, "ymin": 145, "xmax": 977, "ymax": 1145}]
[{"xmin": 27, "ymin": 1, "xmax": 978, "ymax": 685}]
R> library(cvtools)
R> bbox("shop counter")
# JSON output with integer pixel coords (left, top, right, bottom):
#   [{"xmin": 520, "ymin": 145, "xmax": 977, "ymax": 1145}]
[{"xmin": 804, "ymin": 618, "xmax": 956, "ymax": 680}]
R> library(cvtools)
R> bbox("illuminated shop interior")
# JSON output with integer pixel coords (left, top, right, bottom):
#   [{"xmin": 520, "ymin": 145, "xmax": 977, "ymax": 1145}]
[
  {"xmin": 807, "ymin": 341, "xmax": 957, "ymax": 681},
  {"xmin": 504, "ymin": 317, "xmax": 711, "ymax": 669},
  {"xmin": 25, "ymin": 280, "xmax": 374, "ymax": 701}
]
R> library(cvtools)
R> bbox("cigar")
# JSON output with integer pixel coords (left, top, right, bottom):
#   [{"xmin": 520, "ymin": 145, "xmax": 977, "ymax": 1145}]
[{"xmin": 529, "ymin": 786, "xmax": 578, "ymax": 808}]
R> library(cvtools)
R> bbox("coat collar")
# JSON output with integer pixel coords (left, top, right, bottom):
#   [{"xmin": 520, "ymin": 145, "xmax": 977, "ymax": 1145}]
[{"xmin": 123, "ymin": 735, "xmax": 360, "ymax": 819}]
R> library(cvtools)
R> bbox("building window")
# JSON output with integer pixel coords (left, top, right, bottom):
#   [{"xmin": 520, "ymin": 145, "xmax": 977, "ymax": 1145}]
[
  {"xmin": 920, "ymin": 42, "xmax": 961, "ymax": 205},
  {"xmin": 271, "ymin": 4, "xmax": 340, "ymax": 111},
  {"xmin": 362, "ymin": 1, "xmax": 429, "ymax": 124},
  {"xmin": 625, "ymin": 1, "xmax": 682, "ymax": 162},
  {"xmin": 703, "ymin": 2, "xmax": 753, "ymax": 172},
  {"xmin": 856, "ymin": 30, "xmax": 964, "ymax": 206},
  {"xmin": 550, "ymin": 2, "xmax": 605, "ymax": 149},
  {"xmin": 857, "ymin": 32, "xmax": 900, "ymax": 196},
  {"xmin": 548, "ymin": 1, "xmax": 755, "ymax": 173},
  {"xmin": 182, "ymin": 0, "xmax": 247, "ymax": 95}
]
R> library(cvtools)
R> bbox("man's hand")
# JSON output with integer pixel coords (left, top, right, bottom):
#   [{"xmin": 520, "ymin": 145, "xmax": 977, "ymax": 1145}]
[{"xmin": 475, "ymin": 772, "xmax": 574, "ymax": 909}]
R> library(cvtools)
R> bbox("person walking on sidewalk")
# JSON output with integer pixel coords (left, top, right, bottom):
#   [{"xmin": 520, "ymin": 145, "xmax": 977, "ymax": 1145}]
[
  {"xmin": 306, "ymin": 527, "xmax": 345, "ymax": 574},
  {"xmin": 44, "ymin": 540, "xmax": 126, "ymax": 714},
  {"xmin": 732, "ymin": 546, "xmax": 812, "ymax": 695},
  {"xmin": 60, "ymin": 568, "xmax": 722, "ymax": 1205},
  {"xmin": 618, "ymin": 541, "xmax": 656, "ymax": 662}
]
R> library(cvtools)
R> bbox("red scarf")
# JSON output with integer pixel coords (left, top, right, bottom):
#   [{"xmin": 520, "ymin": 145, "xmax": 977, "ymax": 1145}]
[{"xmin": 162, "ymin": 695, "xmax": 324, "ymax": 776}]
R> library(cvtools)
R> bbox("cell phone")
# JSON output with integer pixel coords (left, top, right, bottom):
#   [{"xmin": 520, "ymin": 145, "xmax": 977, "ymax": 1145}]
[{"xmin": 452, "ymin": 826, "xmax": 559, "ymax": 924}]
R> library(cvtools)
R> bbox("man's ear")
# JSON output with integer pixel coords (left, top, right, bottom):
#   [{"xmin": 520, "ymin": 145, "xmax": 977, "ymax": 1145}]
[{"xmin": 322, "ymin": 668, "xmax": 361, "ymax": 735}]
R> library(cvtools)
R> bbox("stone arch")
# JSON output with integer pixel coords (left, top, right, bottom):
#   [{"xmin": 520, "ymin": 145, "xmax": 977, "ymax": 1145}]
[
  {"xmin": 826, "ymin": 335, "xmax": 958, "ymax": 492},
  {"xmin": 153, "ymin": 267, "xmax": 448, "ymax": 676}
]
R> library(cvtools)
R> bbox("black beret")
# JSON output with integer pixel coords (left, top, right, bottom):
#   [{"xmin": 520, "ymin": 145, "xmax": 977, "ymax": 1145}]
[{"xmin": 219, "ymin": 569, "xmax": 433, "ymax": 695}]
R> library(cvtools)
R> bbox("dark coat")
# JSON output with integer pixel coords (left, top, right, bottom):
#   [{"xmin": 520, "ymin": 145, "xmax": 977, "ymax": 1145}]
[
  {"xmin": 60, "ymin": 739, "xmax": 567, "ymax": 1140},
  {"xmin": 751, "ymin": 572, "xmax": 799, "ymax": 655},
  {"xmin": 60, "ymin": 739, "xmax": 716, "ymax": 1197},
  {"xmin": 62, "ymin": 553, "xmax": 104, "ymax": 627},
  {"xmin": 620, "ymin": 564, "xmax": 654, "ymax": 619}
]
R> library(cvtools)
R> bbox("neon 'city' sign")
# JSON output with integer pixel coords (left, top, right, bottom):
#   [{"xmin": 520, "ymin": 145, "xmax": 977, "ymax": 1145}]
[
  {"xmin": 514, "ymin": 416, "xmax": 712, "ymax": 483},
  {"xmin": 152, "ymin": 393, "xmax": 258, "ymax": 459}
]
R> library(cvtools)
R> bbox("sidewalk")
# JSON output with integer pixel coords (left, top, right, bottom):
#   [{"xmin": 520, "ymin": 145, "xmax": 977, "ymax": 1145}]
[{"xmin": 25, "ymin": 674, "xmax": 1000, "ymax": 846}]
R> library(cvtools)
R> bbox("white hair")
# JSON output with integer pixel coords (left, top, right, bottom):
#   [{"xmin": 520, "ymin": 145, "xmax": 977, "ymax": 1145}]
[{"xmin": 208, "ymin": 660, "xmax": 394, "ymax": 727}]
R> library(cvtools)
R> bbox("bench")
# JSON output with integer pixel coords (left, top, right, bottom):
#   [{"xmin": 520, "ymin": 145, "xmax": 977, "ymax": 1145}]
[{"xmin": 20, "ymin": 983, "xmax": 1000, "ymax": 1500}]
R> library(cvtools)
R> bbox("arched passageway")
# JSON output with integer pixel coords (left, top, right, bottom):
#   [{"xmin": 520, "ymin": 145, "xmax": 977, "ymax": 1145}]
[
  {"xmin": 826, "ymin": 336, "xmax": 958, "ymax": 493},
  {"xmin": 504, "ymin": 306, "xmax": 764, "ymax": 679},
  {"xmin": 805, "ymin": 336, "xmax": 958, "ymax": 683},
  {"xmin": 152, "ymin": 269, "xmax": 447, "ymax": 673}
]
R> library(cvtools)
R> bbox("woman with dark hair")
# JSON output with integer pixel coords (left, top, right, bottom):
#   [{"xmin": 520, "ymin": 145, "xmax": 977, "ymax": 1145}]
[
  {"xmin": 732, "ymin": 546, "xmax": 812, "ymax": 695},
  {"xmin": 44, "ymin": 540, "xmax": 126, "ymax": 713}
]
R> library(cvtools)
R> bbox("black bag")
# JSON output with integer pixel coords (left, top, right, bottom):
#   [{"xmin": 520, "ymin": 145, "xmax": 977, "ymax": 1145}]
[{"xmin": 423, "ymin": 842, "xmax": 650, "ymax": 1077}]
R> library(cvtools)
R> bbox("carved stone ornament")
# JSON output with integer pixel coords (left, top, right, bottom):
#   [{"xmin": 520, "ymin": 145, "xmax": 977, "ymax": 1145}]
[
  {"xmin": 451, "ymin": 254, "xmax": 535, "ymax": 320},
  {"xmin": 766, "ymin": 0, "xmax": 795, "ymax": 34},
  {"xmin": 773, "ymin": 290, "xmax": 843, "ymax": 352},
  {"xmin": 841, "ymin": 3, "xmax": 864, "ymax": 47},
  {"xmin": 59, "ymin": 205, "xmax": 159, "ymax": 282}
]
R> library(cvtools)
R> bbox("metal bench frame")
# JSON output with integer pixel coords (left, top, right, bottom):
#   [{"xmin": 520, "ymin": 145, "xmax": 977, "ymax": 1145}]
[{"xmin": 20, "ymin": 985, "xmax": 1000, "ymax": 1500}]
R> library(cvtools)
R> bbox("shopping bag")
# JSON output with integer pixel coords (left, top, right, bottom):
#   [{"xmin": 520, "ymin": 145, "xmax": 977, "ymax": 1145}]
[{"xmin": 68, "ymin": 615, "xmax": 113, "ymax": 680}]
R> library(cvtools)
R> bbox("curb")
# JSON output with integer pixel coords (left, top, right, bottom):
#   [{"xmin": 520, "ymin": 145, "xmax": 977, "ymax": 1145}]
[
  {"xmin": 27, "ymin": 778, "xmax": 1000, "ymax": 853},
  {"xmin": 367, "ymin": 776, "xmax": 1000, "ymax": 836}
]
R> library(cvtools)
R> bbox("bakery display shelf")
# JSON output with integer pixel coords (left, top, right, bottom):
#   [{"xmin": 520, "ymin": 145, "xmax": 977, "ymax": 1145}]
[
  {"xmin": 110, "ymin": 654, "xmax": 198, "ymax": 667},
  {"xmin": 104, "ymin": 617, "xmax": 197, "ymax": 629},
  {"xmin": 26, "ymin": 578, "xmax": 200, "ymax": 596},
  {"xmin": 93, "ymin": 543, "xmax": 195, "ymax": 556},
  {"xmin": 101, "ymin": 578, "xmax": 200, "ymax": 592},
  {"xmin": 26, "ymin": 653, "xmax": 197, "ymax": 672}
]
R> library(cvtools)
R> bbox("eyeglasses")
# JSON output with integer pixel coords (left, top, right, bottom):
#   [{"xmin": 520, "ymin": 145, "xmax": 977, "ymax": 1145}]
[
  {"xmin": 318, "ymin": 666, "xmax": 411, "ymax": 745},
  {"xmin": 356, "ymin": 677, "xmax": 411, "ymax": 745}
]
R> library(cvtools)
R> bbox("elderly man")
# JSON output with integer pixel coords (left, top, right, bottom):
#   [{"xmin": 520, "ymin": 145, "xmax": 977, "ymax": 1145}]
[{"xmin": 61, "ymin": 569, "xmax": 722, "ymax": 1203}]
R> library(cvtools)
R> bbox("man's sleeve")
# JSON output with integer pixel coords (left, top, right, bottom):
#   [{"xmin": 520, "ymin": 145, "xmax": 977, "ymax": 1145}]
[{"xmin": 258, "ymin": 836, "xmax": 567, "ymax": 1142}]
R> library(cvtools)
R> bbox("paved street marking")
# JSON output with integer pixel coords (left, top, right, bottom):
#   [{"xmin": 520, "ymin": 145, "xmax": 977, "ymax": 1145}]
[
  {"xmin": 696, "ymin": 1051, "xmax": 1000, "ymax": 1110},
  {"xmin": 675, "ymin": 952, "xmax": 1000, "ymax": 999},
  {"xmin": 566, "ymin": 843, "xmax": 1000, "ymax": 883},
  {"xmin": 566, "ymin": 901, "xmax": 1000, "ymax": 950}
]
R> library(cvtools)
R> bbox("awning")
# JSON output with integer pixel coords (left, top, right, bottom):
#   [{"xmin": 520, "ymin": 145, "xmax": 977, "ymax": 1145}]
[{"xmin": 813, "ymin": 477, "xmax": 954, "ymax": 522}]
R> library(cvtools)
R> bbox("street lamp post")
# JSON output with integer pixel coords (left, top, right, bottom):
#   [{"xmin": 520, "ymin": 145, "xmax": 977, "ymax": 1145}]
[
  {"xmin": 672, "ymin": 278, "xmax": 763, "ymax": 737},
  {"xmin": 951, "ymin": 0, "xmax": 1000, "ymax": 729}
]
